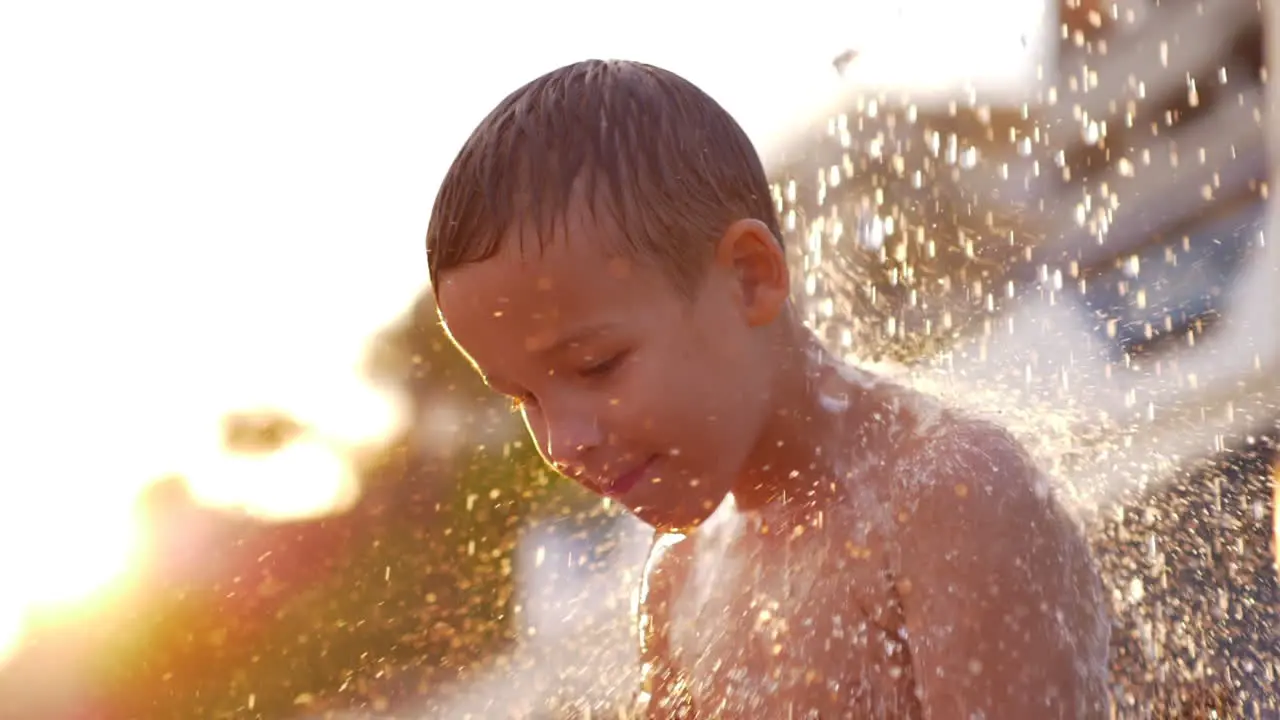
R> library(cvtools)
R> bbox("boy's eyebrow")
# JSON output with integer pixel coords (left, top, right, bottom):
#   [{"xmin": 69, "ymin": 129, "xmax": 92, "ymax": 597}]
[
  {"xmin": 480, "ymin": 322, "xmax": 618, "ymax": 394},
  {"xmin": 530, "ymin": 322, "xmax": 617, "ymax": 357}
]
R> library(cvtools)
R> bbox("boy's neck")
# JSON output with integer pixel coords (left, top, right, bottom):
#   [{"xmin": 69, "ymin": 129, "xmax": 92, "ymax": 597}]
[{"xmin": 729, "ymin": 318, "xmax": 876, "ymax": 515}]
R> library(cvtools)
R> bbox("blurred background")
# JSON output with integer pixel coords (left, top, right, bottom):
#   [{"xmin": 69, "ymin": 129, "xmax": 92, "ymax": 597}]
[{"xmin": 0, "ymin": 0, "xmax": 1276, "ymax": 717}]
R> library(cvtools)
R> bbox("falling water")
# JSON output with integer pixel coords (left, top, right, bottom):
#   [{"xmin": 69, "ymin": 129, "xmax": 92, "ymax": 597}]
[{"xmin": 771, "ymin": 5, "xmax": 1279, "ymax": 715}]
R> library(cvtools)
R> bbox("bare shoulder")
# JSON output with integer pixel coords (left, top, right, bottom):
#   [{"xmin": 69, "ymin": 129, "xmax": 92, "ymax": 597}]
[
  {"xmin": 891, "ymin": 412, "xmax": 1090, "ymax": 588},
  {"xmin": 897, "ymin": 412, "xmax": 1046, "ymax": 497},
  {"xmin": 891, "ymin": 413, "xmax": 1083, "ymax": 554},
  {"xmin": 888, "ymin": 414, "xmax": 1112, "ymax": 717}
]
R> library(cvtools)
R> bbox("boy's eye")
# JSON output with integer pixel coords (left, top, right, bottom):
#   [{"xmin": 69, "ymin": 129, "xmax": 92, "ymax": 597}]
[{"xmin": 579, "ymin": 351, "xmax": 628, "ymax": 379}]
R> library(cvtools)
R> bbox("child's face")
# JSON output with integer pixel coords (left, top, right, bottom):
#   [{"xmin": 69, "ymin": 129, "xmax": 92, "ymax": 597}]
[{"xmin": 436, "ymin": 205, "xmax": 775, "ymax": 531}]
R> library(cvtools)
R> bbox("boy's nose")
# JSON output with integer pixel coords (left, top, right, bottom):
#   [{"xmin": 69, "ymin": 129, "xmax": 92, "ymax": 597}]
[{"xmin": 543, "ymin": 413, "xmax": 603, "ymax": 474}]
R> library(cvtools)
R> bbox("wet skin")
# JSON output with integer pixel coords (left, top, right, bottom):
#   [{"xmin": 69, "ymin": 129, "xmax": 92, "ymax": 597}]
[
  {"xmin": 638, "ymin": 383, "xmax": 1112, "ymax": 718},
  {"xmin": 436, "ymin": 201, "xmax": 1111, "ymax": 718}
]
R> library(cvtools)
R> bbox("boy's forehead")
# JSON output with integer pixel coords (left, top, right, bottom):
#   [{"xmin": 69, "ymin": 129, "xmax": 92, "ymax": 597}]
[
  {"xmin": 439, "ymin": 233, "xmax": 639, "ymax": 301},
  {"xmin": 435, "ymin": 235, "xmax": 657, "ymax": 347}
]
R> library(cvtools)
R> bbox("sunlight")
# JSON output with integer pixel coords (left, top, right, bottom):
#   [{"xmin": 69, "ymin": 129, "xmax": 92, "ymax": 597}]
[
  {"xmin": 0, "ymin": 368, "xmax": 390, "ymax": 662},
  {"xmin": 0, "ymin": 595, "xmax": 24, "ymax": 667},
  {"xmin": 183, "ymin": 438, "xmax": 362, "ymax": 522},
  {"xmin": 0, "ymin": 467, "xmax": 143, "ymax": 660},
  {"xmin": 14, "ymin": 505, "xmax": 139, "ymax": 608}
]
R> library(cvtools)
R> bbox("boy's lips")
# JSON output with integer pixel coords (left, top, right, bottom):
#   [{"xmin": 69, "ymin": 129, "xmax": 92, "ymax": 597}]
[{"xmin": 601, "ymin": 455, "xmax": 659, "ymax": 497}]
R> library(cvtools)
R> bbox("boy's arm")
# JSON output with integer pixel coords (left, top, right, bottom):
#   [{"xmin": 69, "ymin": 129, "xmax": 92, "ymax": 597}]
[
  {"xmin": 893, "ymin": 423, "xmax": 1111, "ymax": 719},
  {"xmin": 634, "ymin": 533, "xmax": 696, "ymax": 720}
]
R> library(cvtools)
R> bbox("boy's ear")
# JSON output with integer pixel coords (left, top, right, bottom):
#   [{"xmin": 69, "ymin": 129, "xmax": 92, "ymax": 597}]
[{"xmin": 713, "ymin": 219, "xmax": 789, "ymax": 327}]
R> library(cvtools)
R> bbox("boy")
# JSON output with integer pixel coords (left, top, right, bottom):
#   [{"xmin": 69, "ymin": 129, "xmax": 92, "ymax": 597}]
[{"xmin": 425, "ymin": 60, "xmax": 1111, "ymax": 718}]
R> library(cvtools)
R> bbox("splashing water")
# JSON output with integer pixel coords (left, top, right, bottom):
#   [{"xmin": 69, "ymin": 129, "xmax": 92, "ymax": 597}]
[{"xmin": 770, "ymin": 6, "xmax": 1279, "ymax": 714}]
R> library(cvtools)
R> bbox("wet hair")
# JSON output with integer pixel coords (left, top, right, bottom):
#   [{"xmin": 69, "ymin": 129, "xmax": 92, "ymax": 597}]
[{"xmin": 425, "ymin": 59, "xmax": 782, "ymax": 295}]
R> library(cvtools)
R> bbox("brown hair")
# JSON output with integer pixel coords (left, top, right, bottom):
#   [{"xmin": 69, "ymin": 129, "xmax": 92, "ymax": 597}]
[{"xmin": 425, "ymin": 59, "xmax": 781, "ymax": 295}]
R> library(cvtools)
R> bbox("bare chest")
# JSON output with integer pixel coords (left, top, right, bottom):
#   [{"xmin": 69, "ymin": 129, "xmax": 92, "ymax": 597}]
[{"xmin": 666, "ymin": 516, "xmax": 922, "ymax": 718}]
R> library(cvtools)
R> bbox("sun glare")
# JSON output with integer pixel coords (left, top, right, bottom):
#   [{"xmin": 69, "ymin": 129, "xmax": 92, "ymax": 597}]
[
  {"xmin": 0, "ymin": 339, "xmax": 404, "ymax": 665},
  {"xmin": 0, "ymin": 473, "xmax": 144, "ymax": 660},
  {"xmin": 183, "ymin": 438, "xmax": 363, "ymax": 522}
]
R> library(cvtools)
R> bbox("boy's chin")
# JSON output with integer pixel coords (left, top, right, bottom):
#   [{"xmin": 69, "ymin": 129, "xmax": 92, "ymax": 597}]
[{"xmin": 624, "ymin": 492, "xmax": 731, "ymax": 534}]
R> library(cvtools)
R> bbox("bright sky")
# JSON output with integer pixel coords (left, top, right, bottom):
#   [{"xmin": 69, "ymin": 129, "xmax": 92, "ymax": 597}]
[{"xmin": 0, "ymin": 0, "xmax": 1050, "ymax": 660}]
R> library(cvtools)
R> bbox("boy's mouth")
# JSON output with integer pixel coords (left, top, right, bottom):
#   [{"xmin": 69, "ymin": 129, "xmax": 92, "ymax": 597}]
[{"xmin": 602, "ymin": 454, "xmax": 660, "ymax": 497}]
